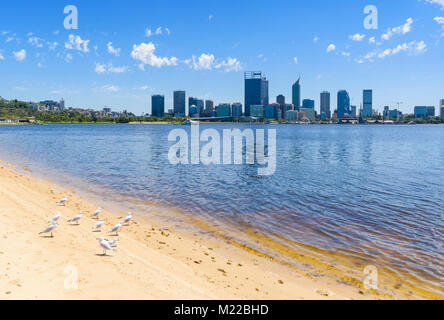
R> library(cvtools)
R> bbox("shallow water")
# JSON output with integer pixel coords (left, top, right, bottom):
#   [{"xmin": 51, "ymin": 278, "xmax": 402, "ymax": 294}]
[{"xmin": 0, "ymin": 123, "xmax": 442, "ymax": 295}]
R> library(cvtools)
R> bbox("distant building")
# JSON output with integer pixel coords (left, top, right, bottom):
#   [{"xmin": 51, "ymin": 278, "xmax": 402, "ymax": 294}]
[
  {"xmin": 231, "ymin": 103, "xmax": 242, "ymax": 118},
  {"xmin": 250, "ymin": 105, "xmax": 264, "ymax": 119},
  {"xmin": 350, "ymin": 105, "xmax": 357, "ymax": 118},
  {"xmin": 302, "ymin": 99, "xmax": 315, "ymax": 109},
  {"xmin": 285, "ymin": 110, "xmax": 297, "ymax": 121},
  {"xmin": 173, "ymin": 91, "xmax": 186, "ymax": 116},
  {"xmin": 292, "ymin": 77, "xmax": 301, "ymax": 111},
  {"xmin": 283, "ymin": 104, "xmax": 294, "ymax": 119},
  {"xmin": 59, "ymin": 99, "xmax": 65, "ymax": 111},
  {"xmin": 151, "ymin": 95, "xmax": 165, "ymax": 118},
  {"xmin": 188, "ymin": 97, "xmax": 199, "ymax": 115},
  {"xmin": 414, "ymin": 106, "xmax": 435, "ymax": 118},
  {"xmin": 440, "ymin": 99, "xmax": 444, "ymax": 119},
  {"xmin": 245, "ymin": 72, "xmax": 268, "ymax": 116},
  {"xmin": 301, "ymin": 108, "xmax": 316, "ymax": 122},
  {"xmin": 216, "ymin": 104, "xmax": 231, "ymax": 117},
  {"xmin": 204, "ymin": 100, "xmax": 214, "ymax": 116},
  {"xmin": 276, "ymin": 94, "xmax": 285, "ymax": 106},
  {"xmin": 337, "ymin": 90, "xmax": 351, "ymax": 119},
  {"xmin": 389, "ymin": 109, "xmax": 403, "ymax": 119},
  {"xmin": 363, "ymin": 90, "xmax": 373, "ymax": 118},
  {"xmin": 320, "ymin": 91, "xmax": 331, "ymax": 119},
  {"xmin": 189, "ymin": 105, "xmax": 199, "ymax": 117}
]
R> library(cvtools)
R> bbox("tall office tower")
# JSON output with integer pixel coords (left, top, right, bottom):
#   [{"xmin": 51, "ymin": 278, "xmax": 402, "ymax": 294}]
[
  {"xmin": 337, "ymin": 90, "xmax": 351, "ymax": 119},
  {"xmin": 440, "ymin": 99, "xmax": 444, "ymax": 119},
  {"xmin": 59, "ymin": 98, "xmax": 65, "ymax": 111},
  {"xmin": 351, "ymin": 105, "xmax": 357, "ymax": 118},
  {"xmin": 276, "ymin": 94, "xmax": 285, "ymax": 106},
  {"xmin": 205, "ymin": 100, "xmax": 214, "ymax": 113},
  {"xmin": 292, "ymin": 77, "xmax": 301, "ymax": 111},
  {"xmin": 151, "ymin": 95, "xmax": 165, "ymax": 118},
  {"xmin": 173, "ymin": 91, "xmax": 186, "ymax": 116},
  {"xmin": 363, "ymin": 90, "xmax": 373, "ymax": 118},
  {"xmin": 244, "ymin": 71, "xmax": 268, "ymax": 116},
  {"xmin": 302, "ymin": 99, "xmax": 315, "ymax": 108},
  {"xmin": 320, "ymin": 91, "xmax": 331, "ymax": 119},
  {"xmin": 188, "ymin": 97, "xmax": 198, "ymax": 116},
  {"xmin": 231, "ymin": 103, "xmax": 243, "ymax": 118},
  {"xmin": 196, "ymin": 99, "xmax": 204, "ymax": 115}
]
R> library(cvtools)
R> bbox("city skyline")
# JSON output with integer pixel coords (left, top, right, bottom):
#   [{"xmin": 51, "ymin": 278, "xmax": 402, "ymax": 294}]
[{"xmin": 1, "ymin": 0, "xmax": 444, "ymax": 114}]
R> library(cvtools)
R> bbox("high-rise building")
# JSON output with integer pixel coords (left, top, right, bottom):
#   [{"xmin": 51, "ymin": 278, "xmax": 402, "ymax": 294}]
[
  {"xmin": 244, "ymin": 71, "xmax": 268, "ymax": 117},
  {"xmin": 151, "ymin": 95, "xmax": 165, "ymax": 118},
  {"xmin": 320, "ymin": 91, "xmax": 331, "ymax": 119},
  {"xmin": 351, "ymin": 105, "xmax": 357, "ymax": 118},
  {"xmin": 440, "ymin": 99, "xmax": 444, "ymax": 119},
  {"xmin": 414, "ymin": 106, "xmax": 435, "ymax": 118},
  {"xmin": 363, "ymin": 90, "xmax": 373, "ymax": 118},
  {"xmin": 292, "ymin": 77, "xmax": 301, "ymax": 111},
  {"xmin": 205, "ymin": 100, "xmax": 214, "ymax": 113},
  {"xmin": 337, "ymin": 90, "xmax": 351, "ymax": 119},
  {"xmin": 276, "ymin": 94, "xmax": 285, "ymax": 106},
  {"xmin": 59, "ymin": 99, "xmax": 65, "ymax": 111},
  {"xmin": 231, "ymin": 103, "xmax": 243, "ymax": 118},
  {"xmin": 173, "ymin": 91, "xmax": 186, "ymax": 116},
  {"xmin": 302, "ymin": 99, "xmax": 315, "ymax": 109},
  {"xmin": 216, "ymin": 104, "xmax": 231, "ymax": 117}
]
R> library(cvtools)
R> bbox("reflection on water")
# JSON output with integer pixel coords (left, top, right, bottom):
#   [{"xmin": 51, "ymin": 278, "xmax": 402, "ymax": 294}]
[{"xmin": 0, "ymin": 123, "xmax": 443, "ymax": 296}]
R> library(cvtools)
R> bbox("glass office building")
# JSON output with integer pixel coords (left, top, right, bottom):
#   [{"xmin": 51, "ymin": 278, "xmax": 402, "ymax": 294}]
[
  {"xmin": 363, "ymin": 90, "xmax": 373, "ymax": 118},
  {"xmin": 337, "ymin": 90, "xmax": 351, "ymax": 119},
  {"xmin": 244, "ymin": 72, "xmax": 269, "ymax": 117},
  {"xmin": 151, "ymin": 95, "xmax": 165, "ymax": 118}
]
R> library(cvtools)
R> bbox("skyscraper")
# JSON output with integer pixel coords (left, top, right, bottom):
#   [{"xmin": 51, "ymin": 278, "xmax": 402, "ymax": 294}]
[
  {"xmin": 59, "ymin": 98, "xmax": 65, "ymax": 111},
  {"xmin": 276, "ymin": 94, "xmax": 285, "ymax": 106},
  {"xmin": 363, "ymin": 90, "xmax": 373, "ymax": 118},
  {"xmin": 244, "ymin": 71, "xmax": 268, "ymax": 116},
  {"xmin": 440, "ymin": 99, "xmax": 444, "ymax": 119},
  {"xmin": 337, "ymin": 90, "xmax": 351, "ymax": 119},
  {"xmin": 292, "ymin": 77, "xmax": 301, "ymax": 111},
  {"xmin": 320, "ymin": 91, "xmax": 331, "ymax": 119},
  {"xmin": 151, "ymin": 95, "xmax": 165, "ymax": 118},
  {"xmin": 173, "ymin": 91, "xmax": 186, "ymax": 116},
  {"xmin": 302, "ymin": 99, "xmax": 315, "ymax": 108}
]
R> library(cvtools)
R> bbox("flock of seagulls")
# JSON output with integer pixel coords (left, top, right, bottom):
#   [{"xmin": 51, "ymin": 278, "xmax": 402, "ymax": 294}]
[{"xmin": 39, "ymin": 197, "xmax": 135, "ymax": 256}]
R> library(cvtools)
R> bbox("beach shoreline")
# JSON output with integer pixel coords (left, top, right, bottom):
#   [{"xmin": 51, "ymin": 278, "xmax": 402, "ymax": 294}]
[{"xmin": 0, "ymin": 159, "xmax": 397, "ymax": 300}]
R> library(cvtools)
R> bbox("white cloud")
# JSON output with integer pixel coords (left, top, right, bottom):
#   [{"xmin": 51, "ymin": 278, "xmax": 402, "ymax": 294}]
[
  {"xmin": 0, "ymin": 52, "xmax": 4, "ymax": 60},
  {"xmin": 28, "ymin": 36, "xmax": 44, "ymax": 47},
  {"xmin": 165, "ymin": 28, "xmax": 171, "ymax": 35},
  {"xmin": 349, "ymin": 33, "xmax": 366, "ymax": 41},
  {"xmin": 293, "ymin": 57, "xmax": 298, "ymax": 64},
  {"xmin": 99, "ymin": 85, "xmax": 119, "ymax": 92},
  {"xmin": 192, "ymin": 53, "xmax": 215, "ymax": 70},
  {"xmin": 145, "ymin": 28, "xmax": 153, "ymax": 37},
  {"xmin": 65, "ymin": 34, "xmax": 90, "ymax": 53},
  {"xmin": 131, "ymin": 42, "xmax": 178, "ymax": 69},
  {"xmin": 381, "ymin": 18, "xmax": 413, "ymax": 41},
  {"xmin": 48, "ymin": 41, "xmax": 58, "ymax": 50},
  {"xmin": 362, "ymin": 40, "xmax": 427, "ymax": 61},
  {"xmin": 340, "ymin": 51, "xmax": 351, "ymax": 56},
  {"xmin": 107, "ymin": 42, "xmax": 121, "ymax": 56},
  {"xmin": 65, "ymin": 53, "xmax": 73, "ymax": 63},
  {"xmin": 434, "ymin": 16, "xmax": 444, "ymax": 24},
  {"xmin": 155, "ymin": 27, "xmax": 163, "ymax": 35},
  {"xmin": 95, "ymin": 62, "xmax": 128, "ymax": 74},
  {"xmin": 215, "ymin": 57, "xmax": 242, "ymax": 72},
  {"xmin": 326, "ymin": 44, "xmax": 336, "ymax": 52},
  {"xmin": 369, "ymin": 36, "xmax": 376, "ymax": 44},
  {"xmin": 313, "ymin": 36, "xmax": 319, "ymax": 43},
  {"xmin": 13, "ymin": 49, "xmax": 26, "ymax": 61},
  {"xmin": 424, "ymin": 0, "xmax": 444, "ymax": 9}
]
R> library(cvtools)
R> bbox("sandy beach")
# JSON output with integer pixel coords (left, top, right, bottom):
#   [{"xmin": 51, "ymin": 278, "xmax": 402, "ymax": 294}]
[{"xmin": 0, "ymin": 160, "xmax": 400, "ymax": 300}]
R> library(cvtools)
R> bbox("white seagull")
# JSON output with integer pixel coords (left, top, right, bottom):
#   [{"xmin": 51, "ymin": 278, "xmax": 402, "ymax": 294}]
[
  {"xmin": 39, "ymin": 223, "xmax": 58, "ymax": 237},
  {"xmin": 50, "ymin": 212, "xmax": 61, "ymax": 224},
  {"xmin": 91, "ymin": 208, "xmax": 101, "ymax": 219},
  {"xmin": 97, "ymin": 237, "xmax": 114, "ymax": 256},
  {"xmin": 57, "ymin": 197, "xmax": 69, "ymax": 205},
  {"xmin": 108, "ymin": 222, "xmax": 122, "ymax": 236},
  {"xmin": 92, "ymin": 219, "xmax": 104, "ymax": 231},
  {"xmin": 107, "ymin": 239, "xmax": 119, "ymax": 248},
  {"xmin": 67, "ymin": 212, "xmax": 83, "ymax": 225},
  {"xmin": 122, "ymin": 213, "xmax": 133, "ymax": 225}
]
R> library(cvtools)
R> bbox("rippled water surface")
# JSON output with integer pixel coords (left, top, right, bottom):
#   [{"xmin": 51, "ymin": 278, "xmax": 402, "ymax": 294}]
[{"xmin": 0, "ymin": 124, "xmax": 443, "ymax": 294}]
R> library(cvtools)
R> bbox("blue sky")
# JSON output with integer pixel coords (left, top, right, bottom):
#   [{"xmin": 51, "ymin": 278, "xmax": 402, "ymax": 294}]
[{"xmin": 0, "ymin": 0, "xmax": 443, "ymax": 115}]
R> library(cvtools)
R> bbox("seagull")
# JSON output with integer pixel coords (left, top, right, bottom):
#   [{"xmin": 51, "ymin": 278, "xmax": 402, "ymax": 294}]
[
  {"xmin": 39, "ymin": 223, "xmax": 58, "ymax": 237},
  {"xmin": 91, "ymin": 208, "xmax": 101, "ymax": 219},
  {"xmin": 108, "ymin": 222, "xmax": 122, "ymax": 236},
  {"xmin": 50, "ymin": 212, "xmax": 61, "ymax": 224},
  {"xmin": 92, "ymin": 219, "xmax": 104, "ymax": 231},
  {"xmin": 57, "ymin": 197, "xmax": 68, "ymax": 206},
  {"xmin": 67, "ymin": 212, "xmax": 83, "ymax": 225},
  {"xmin": 122, "ymin": 213, "xmax": 133, "ymax": 225},
  {"xmin": 97, "ymin": 237, "xmax": 114, "ymax": 256},
  {"xmin": 107, "ymin": 239, "xmax": 119, "ymax": 248}
]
